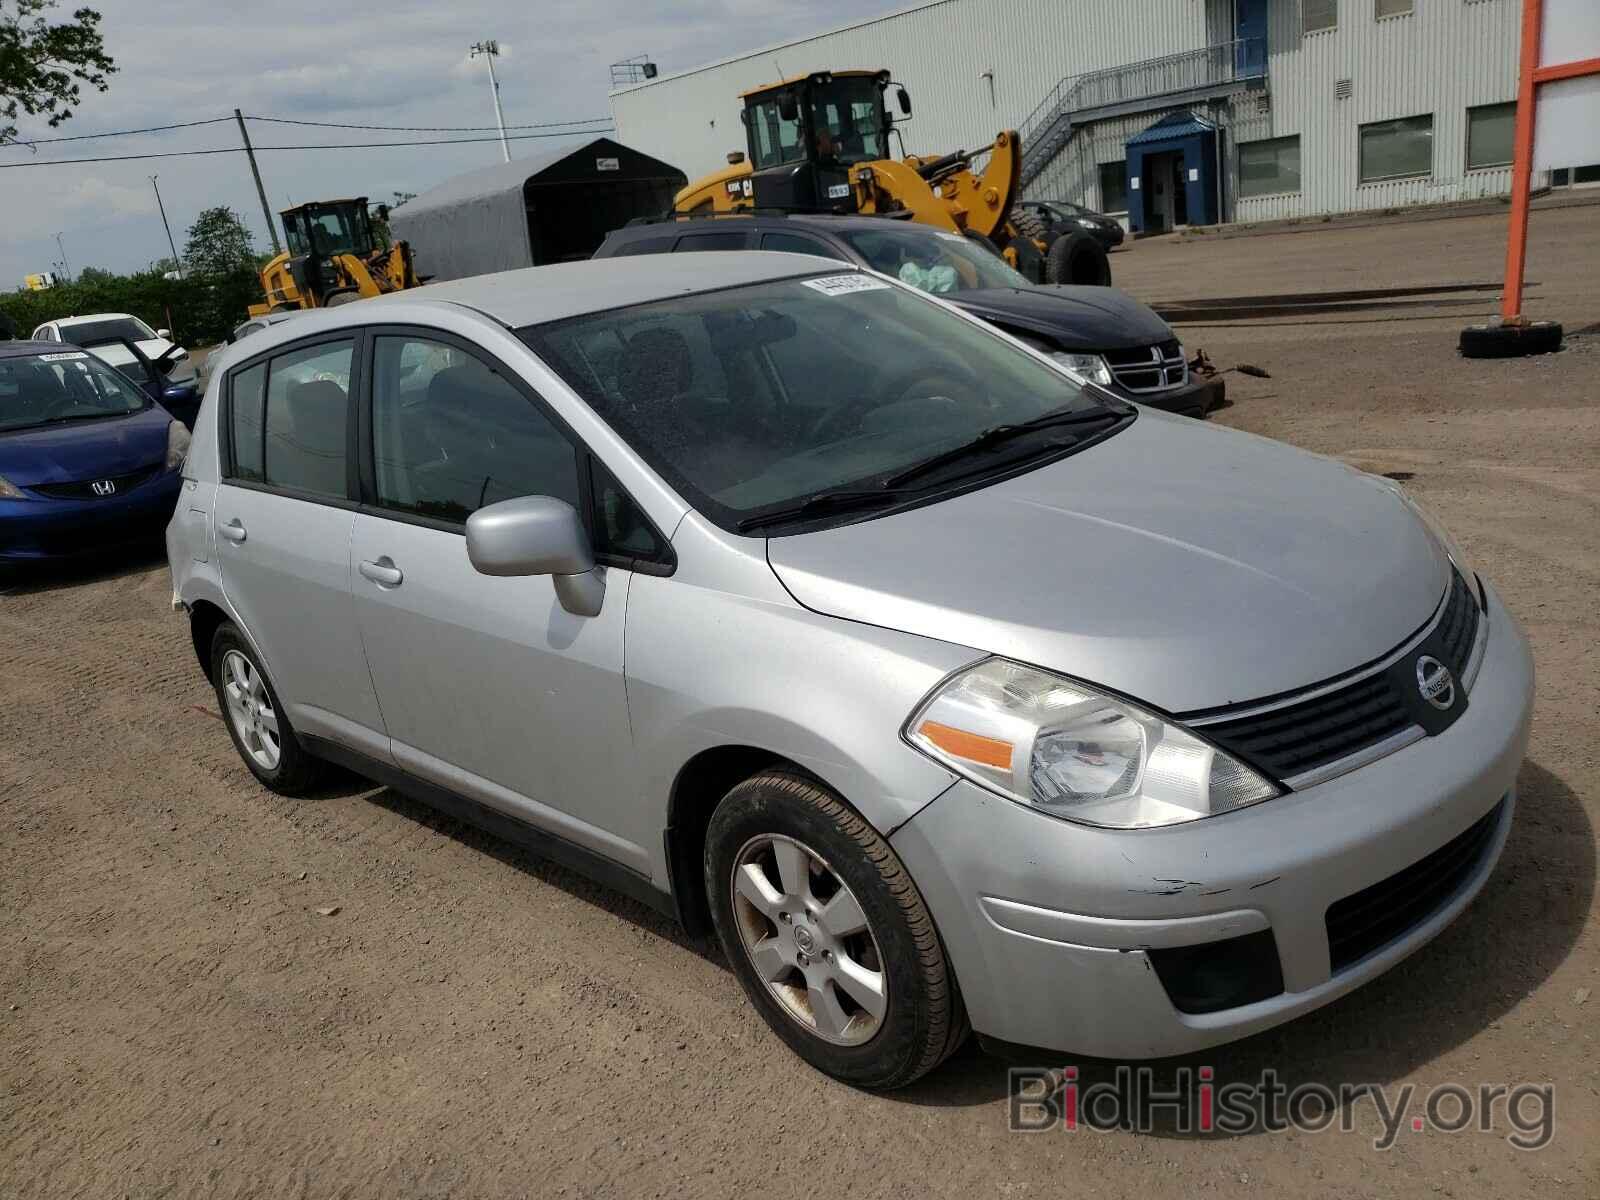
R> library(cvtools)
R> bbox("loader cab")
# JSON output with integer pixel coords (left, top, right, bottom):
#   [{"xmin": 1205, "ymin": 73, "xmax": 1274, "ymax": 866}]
[
  {"xmin": 280, "ymin": 198, "xmax": 377, "ymax": 306},
  {"xmin": 739, "ymin": 70, "xmax": 909, "ymax": 212},
  {"xmin": 281, "ymin": 198, "xmax": 378, "ymax": 260}
]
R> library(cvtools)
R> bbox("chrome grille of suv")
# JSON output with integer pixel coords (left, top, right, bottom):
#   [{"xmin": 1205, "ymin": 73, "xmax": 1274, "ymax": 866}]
[
  {"xmin": 1103, "ymin": 338, "xmax": 1186, "ymax": 393},
  {"xmin": 1189, "ymin": 569, "xmax": 1480, "ymax": 783}
]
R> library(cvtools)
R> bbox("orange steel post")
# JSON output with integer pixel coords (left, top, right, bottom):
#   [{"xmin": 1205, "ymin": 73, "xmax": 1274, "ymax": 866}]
[{"xmin": 1501, "ymin": 0, "xmax": 1544, "ymax": 323}]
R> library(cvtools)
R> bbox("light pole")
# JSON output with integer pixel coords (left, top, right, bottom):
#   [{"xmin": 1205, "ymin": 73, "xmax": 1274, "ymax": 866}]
[
  {"xmin": 53, "ymin": 232, "xmax": 70, "ymax": 282},
  {"xmin": 150, "ymin": 175, "xmax": 182, "ymax": 278},
  {"xmin": 469, "ymin": 40, "xmax": 511, "ymax": 163}
]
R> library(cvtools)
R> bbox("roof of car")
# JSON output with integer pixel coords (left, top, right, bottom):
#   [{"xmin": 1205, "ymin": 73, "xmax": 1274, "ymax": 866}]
[
  {"xmin": 374, "ymin": 250, "xmax": 849, "ymax": 327},
  {"xmin": 616, "ymin": 212, "xmax": 924, "ymax": 239},
  {"xmin": 0, "ymin": 339, "xmax": 78, "ymax": 360},
  {"xmin": 52, "ymin": 312, "xmax": 139, "ymax": 325}
]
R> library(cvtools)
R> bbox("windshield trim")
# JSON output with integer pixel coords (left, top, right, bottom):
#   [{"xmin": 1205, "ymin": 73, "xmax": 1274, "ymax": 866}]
[{"xmin": 516, "ymin": 271, "xmax": 1130, "ymax": 536}]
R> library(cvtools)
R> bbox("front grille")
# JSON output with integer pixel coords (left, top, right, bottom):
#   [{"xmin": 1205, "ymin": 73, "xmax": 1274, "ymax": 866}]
[
  {"xmin": 1201, "ymin": 670, "xmax": 1412, "ymax": 781},
  {"xmin": 1437, "ymin": 568, "xmax": 1481, "ymax": 675},
  {"xmin": 1104, "ymin": 338, "xmax": 1187, "ymax": 393},
  {"xmin": 29, "ymin": 464, "xmax": 161, "ymax": 500},
  {"xmin": 1325, "ymin": 799, "xmax": 1504, "ymax": 972},
  {"xmin": 1195, "ymin": 569, "xmax": 1480, "ymax": 782}
]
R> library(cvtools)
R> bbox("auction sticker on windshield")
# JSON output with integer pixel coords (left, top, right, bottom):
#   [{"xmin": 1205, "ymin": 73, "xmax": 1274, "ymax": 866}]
[
  {"xmin": 802, "ymin": 274, "xmax": 892, "ymax": 297},
  {"xmin": 38, "ymin": 352, "xmax": 89, "ymax": 361}
]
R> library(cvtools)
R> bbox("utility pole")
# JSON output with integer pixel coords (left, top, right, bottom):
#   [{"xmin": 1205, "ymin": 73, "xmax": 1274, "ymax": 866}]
[
  {"xmin": 53, "ymin": 232, "xmax": 70, "ymax": 282},
  {"xmin": 470, "ymin": 40, "xmax": 511, "ymax": 163},
  {"xmin": 234, "ymin": 108, "xmax": 282, "ymax": 254},
  {"xmin": 150, "ymin": 175, "xmax": 182, "ymax": 277}
]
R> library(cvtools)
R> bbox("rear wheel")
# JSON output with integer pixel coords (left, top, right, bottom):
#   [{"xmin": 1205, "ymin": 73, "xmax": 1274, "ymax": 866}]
[
  {"xmin": 210, "ymin": 623, "xmax": 327, "ymax": 795},
  {"xmin": 1045, "ymin": 230, "xmax": 1112, "ymax": 286},
  {"xmin": 322, "ymin": 290, "xmax": 363, "ymax": 308},
  {"xmin": 705, "ymin": 770, "xmax": 968, "ymax": 1089}
]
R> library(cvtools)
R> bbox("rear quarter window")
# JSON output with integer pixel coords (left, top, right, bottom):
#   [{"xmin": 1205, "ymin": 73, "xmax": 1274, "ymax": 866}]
[{"xmin": 610, "ymin": 236, "xmax": 677, "ymax": 256}]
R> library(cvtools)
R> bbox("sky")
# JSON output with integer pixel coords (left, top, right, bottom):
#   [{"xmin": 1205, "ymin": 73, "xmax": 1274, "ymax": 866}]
[{"xmin": 0, "ymin": 0, "xmax": 905, "ymax": 287}]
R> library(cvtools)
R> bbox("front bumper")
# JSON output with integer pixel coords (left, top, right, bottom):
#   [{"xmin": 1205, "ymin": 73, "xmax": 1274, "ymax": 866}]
[
  {"xmin": 0, "ymin": 469, "xmax": 183, "ymax": 562},
  {"xmin": 1112, "ymin": 373, "xmax": 1219, "ymax": 419},
  {"xmin": 889, "ymin": 581, "xmax": 1534, "ymax": 1059}
]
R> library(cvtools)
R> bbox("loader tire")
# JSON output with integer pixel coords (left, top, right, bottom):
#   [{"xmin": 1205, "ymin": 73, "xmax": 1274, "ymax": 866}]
[
  {"xmin": 1045, "ymin": 231, "xmax": 1112, "ymax": 287},
  {"xmin": 323, "ymin": 290, "xmax": 363, "ymax": 308},
  {"xmin": 1005, "ymin": 206, "xmax": 1051, "ymax": 284}
]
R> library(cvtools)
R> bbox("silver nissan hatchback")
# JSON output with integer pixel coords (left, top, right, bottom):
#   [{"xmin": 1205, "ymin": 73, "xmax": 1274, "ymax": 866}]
[{"xmin": 168, "ymin": 253, "xmax": 1533, "ymax": 1088}]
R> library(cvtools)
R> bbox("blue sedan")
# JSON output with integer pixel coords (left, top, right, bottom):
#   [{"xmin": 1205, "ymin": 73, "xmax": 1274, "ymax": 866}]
[{"xmin": 0, "ymin": 341, "xmax": 190, "ymax": 567}]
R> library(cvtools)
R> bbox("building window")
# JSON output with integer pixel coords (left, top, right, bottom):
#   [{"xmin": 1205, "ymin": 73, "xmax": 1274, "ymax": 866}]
[
  {"xmin": 1099, "ymin": 161, "xmax": 1128, "ymax": 213},
  {"xmin": 1466, "ymin": 102, "xmax": 1516, "ymax": 170},
  {"xmin": 1304, "ymin": 0, "xmax": 1337, "ymax": 34},
  {"xmin": 1359, "ymin": 114, "xmax": 1433, "ymax": 182},
  {"xmin": 1238, "ymin": 136, "xmax": 1302, "ymax": 197},
  {"xmin": 1375, "ymin": 0, "xmax": 1412, "ymax": 18}
]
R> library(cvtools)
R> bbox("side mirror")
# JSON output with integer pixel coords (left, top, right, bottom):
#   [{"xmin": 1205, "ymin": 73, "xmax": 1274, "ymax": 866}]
[
  {"xmin": 156, "ymin": 328, "xmax": 171, "ymax": 339},
  {"xmin": 777, "ymin": 91, "xmax": 798, "ymax": 123},
  {"xmin": 465, "ymin": 496, "xmax": 605, "ymax": 617},
  {"xmin": 896, "ymin": 86, "xmax": 912, "ymax": 116}
]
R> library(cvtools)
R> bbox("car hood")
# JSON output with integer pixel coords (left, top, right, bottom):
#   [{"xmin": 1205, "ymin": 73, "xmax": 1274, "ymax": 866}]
[
  {"xmin": 948, "ymin": 286, "xmax": 1172, "ymax": 352},
  {"xmin": 765, "ymin": 413, "xmax": 1449, "ymax": 713},
  {"xmin": 0, "ymin": 404, "xmax": 170, "ymax": 486}
]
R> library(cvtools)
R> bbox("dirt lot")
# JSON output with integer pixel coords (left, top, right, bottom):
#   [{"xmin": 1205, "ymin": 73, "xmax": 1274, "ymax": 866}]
[{"xmin": 3, "ymin": 206, "xmax": 1597, "ymax": 1198}]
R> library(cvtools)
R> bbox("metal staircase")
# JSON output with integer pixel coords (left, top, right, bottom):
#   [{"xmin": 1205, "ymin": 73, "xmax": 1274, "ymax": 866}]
[{"xmin": 1018, "ymin": 38, "xmax": 1266, "ymax": 192}]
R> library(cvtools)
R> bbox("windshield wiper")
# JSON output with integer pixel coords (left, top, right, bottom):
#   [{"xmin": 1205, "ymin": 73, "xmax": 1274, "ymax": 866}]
[
  {"xmin": 881, "ymin": 408, "xmax": 1125, "ymax": 489},
  {"xmin": 35, "ymin": 410, "xmax": 132, "ymax": 426},
  {"xmin": 736, "ymin": 487, "xmax": 920, "ymax": 533}
]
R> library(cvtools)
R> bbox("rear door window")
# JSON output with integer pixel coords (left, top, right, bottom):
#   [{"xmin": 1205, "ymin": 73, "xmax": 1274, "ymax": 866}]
[
  {"xmin": 760, "ymin": 232, "xmax": 848, "ymax": 260},
  {"xmin": 262, "ymin": 341, "xmax": 354, "ymax": 499},
  {"xmin": 675, "ymin": 232, "xmax": 751, "ymax": 252}
]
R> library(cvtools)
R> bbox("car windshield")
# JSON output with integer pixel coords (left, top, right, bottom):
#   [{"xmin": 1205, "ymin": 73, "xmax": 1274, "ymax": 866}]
[
  {"xmin": 521, "ymin": 274, "xmax": 1123, "ymax": 531},
  {"xmin": 0, "ymin": 350, "xmax": 149, "ymax": 432},
  {"xmin": 60, "ymin": 316, "xmax": 157, "ymax": 344},
  {"xmin": 840, "ymin": 227, "xmax": 1031, "ymax": 295}
]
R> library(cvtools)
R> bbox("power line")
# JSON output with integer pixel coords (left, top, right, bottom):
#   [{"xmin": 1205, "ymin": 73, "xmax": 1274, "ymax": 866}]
[
  {"xmin": 245, "ymin": 114, "xmax": 613, "ymax": 133},
  {"xmin": 0, "ymin": 127, "xmax": 616, "ymax": 168},
  {"xmin": 0, "ymin": 116, "xmax": 235, "ymax": 146}
]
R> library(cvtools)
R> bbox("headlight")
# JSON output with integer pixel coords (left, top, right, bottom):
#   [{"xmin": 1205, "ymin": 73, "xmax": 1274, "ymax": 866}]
[
  {"xmin": 1077, "ymin": 218, "xmax": 1099, "ymax": 229},
  {"xmin": 0, "ymin": 473, "xmax": 27, "ymax": 500},
  {"xmin": 1049, "ymin": 351, "xmax": 1114, "ymax": 387},
  {"xmin": 906, "ymin": 659, "xmax": 1279, "ymax": 829},
  {"xmin": 165, "ymin": 419, "xmax": 191, "ymax": 471}
]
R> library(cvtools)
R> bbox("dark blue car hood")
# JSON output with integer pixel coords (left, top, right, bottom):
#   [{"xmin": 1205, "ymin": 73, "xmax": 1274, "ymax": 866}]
[
  {"xmin": 0, "ymin": 405, "xmax": 170, "ymax": 487},
  {"xmin": 948, "ymin": 286, "xmax": 1173, "ymax": 352}
]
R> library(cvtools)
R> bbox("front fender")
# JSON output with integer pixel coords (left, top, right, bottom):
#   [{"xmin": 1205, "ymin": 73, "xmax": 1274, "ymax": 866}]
[{"xmin": 623, "ymin": 516, "xmax": 975, "ymax": 886}]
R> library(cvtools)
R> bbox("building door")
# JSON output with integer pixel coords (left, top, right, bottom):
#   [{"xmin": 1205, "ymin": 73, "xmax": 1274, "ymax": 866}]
[{"xmin": 1144, "ymin": 153, "xmax": 1177, "ymax": 232}]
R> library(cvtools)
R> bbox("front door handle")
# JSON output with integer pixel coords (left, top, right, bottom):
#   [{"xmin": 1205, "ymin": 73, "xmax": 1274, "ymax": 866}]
[
  {"xmin": 220, "ymin": 518, "xmax": 247, "ymax": 544},
  {"xmin": 359, "ymin": 556, "xmax": 403, "ymax": 587}
]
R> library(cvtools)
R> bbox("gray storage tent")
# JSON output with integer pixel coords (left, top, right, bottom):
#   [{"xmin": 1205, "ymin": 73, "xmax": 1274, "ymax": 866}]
[{"xmin": 391, "ymin": 136, "xmax": 686, "ymax": 284}]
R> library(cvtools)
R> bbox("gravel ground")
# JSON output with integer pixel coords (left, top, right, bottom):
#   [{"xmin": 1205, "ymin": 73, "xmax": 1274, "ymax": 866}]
[{"xmin": 2, "ymin": 206, "xmax": 1596, "ymax": 1198}]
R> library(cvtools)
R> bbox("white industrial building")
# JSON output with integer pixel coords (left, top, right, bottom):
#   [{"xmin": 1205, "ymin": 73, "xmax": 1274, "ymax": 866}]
[{"xmin": 610, "ymin": 0, "xmax": 1597, "ymax": 234}]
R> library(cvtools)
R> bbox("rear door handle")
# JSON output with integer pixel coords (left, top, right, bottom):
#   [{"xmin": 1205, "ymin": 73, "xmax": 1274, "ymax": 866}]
[
  {"xmin": 359, "ymin": 557, "xmax": 403, "ymax": 587},
  {"xmin": 220, "ymin": 518, "xmax": 247, "ymax": 544}
]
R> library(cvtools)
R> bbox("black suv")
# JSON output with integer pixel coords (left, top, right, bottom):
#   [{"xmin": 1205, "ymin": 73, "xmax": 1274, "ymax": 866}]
[{"xmin": 593, "ymin": 214, "xmax": 1217, "ymax": 418}]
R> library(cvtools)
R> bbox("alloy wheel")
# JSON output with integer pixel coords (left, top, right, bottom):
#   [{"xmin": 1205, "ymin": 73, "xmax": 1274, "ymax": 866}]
[
  {"xmin": 729, "ymin": 833, "xmax": 888, "ymax": 1046},
  {"xmin": 221, "ymin": 649, "xmax": 281, "ymax": 771}
]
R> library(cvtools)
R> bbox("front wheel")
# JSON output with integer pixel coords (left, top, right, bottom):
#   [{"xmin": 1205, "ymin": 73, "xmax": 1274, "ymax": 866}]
[{"xmin": 705, "ymin": 770, "xmax": 968, "ymax": 1089}]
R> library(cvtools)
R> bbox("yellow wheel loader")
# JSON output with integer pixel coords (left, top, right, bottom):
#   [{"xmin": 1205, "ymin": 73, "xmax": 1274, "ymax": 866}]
[
  {"xmin": 249, "ymin": 197, "xmax": 421, "ymax": 317},
  {"xmin": 673, "ymin": 70, "xmax": 1057, "ymax": 280}
]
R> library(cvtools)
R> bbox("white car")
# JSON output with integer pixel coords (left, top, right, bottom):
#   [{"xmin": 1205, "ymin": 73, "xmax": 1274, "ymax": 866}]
[{"xmin": 31, "ymin": 312, "xmax": 197, "ymax": 387}]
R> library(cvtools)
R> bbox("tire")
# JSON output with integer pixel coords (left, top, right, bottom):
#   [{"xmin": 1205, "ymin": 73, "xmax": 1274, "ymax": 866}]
[
  {"xmin": 705, "ymin": 770, "xmax": 968, "ymax": 1089},
  {"xmin": 1458, "ymin": 320, "xmax": 1562, "ymax": 359},
  {"xmin": 269, "ymin": 303, "xmax": 301, "ymax": 314},
  {"xmin": 323, "ymin": 290, "xmax": 363, "ymax": 308},
  {"xmin": 210, "ymin": 622, "xmax": 327, "ymax": 795},
  {"xmin": 1045, "ymin": 230, "xmax": 1112, "ymax": 287},
  {"xmin": 1005, "ymin": 206, "xmax": 1051, "ymax": 284}
]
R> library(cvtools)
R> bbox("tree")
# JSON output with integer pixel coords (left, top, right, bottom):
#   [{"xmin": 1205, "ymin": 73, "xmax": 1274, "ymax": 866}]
[
  {"xmin": 183, "ymin": 206, "xmax": 255, "ymax": 277},
  {"xmin": 0, "ymin": 1, "xmax": 115, "ymax": 145}
]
